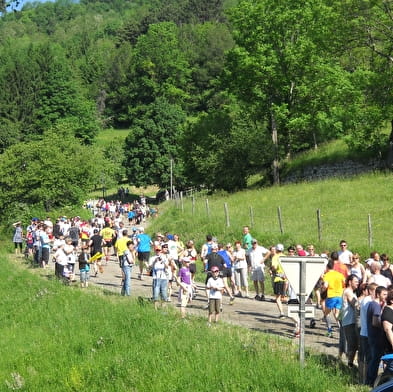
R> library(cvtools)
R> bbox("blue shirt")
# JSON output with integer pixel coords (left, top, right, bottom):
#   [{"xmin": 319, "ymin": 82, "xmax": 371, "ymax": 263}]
[
  {"xmin": 217, "ymin": 250, "xmax": 232, "ymax": 268},
  {"xmin": 137, "ymin": 233, "xmax": 151, "ymax": 252}
]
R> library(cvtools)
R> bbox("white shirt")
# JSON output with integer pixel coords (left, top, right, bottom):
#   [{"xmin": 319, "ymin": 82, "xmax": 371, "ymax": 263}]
[
  {"xmin": 338, "ymin": 249, "xmax": 353, "ymax": 264},
  {"xmin": 249, "ymin": 245, "xmax": 268, "ymax": 270},
  {"xmin": 233, "ymin": 248, "xmax": 247, "ymax": 269},
  {"xmin": 207, "ymin": 277, "xmax": 224, "ymax": 299}
]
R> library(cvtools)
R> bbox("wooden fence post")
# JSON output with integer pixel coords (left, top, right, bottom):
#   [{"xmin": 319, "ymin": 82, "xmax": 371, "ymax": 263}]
[
  {"xmin": 317, "ymin": 209, "xmax": 322, "ymax": 242},
  {"xmin": 224, "ymin": 203, "xmax": 230, "ymax": 227},
  {"xmin": 277, "ymin": 206, "xmax": 284, "ymax": 234},
  {"xmin": 368, "ymin": 214, "xmax": 372, "ymax": 248},
  {"xmin": 192, "ymin": 196, "xmax": 195, "ymax": 215},
  {"xmin": 205, "ymin": 199, "xmax": 210, "ymax": 218}
]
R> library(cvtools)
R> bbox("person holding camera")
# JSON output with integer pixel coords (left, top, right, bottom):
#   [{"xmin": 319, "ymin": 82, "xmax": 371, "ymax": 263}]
[
  {"xmin": 121, "ymin": 240, "xmax": 136, "ymax": 296},
  {"xmin": 148, "ymin": 246, "xmax": 170, "ymax": 309}
]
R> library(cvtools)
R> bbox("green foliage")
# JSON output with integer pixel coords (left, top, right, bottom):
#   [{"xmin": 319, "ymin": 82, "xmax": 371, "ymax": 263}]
[
  {"xmin": 124, "ymin": 97, "xmax": 186, "ymax": 188},
  {"xmin": 182, "ymin": 104, "xmax": 272, "ymax": 191},
  {"xmin": 0, "ymin": 125, "xmax": 118, "ymax": 213},
  {"xmin": 1, "ymin": 0, "xmax": 393, "ymax": 193},
  {"xmin": 0, "ymin": 41, "xmax": 99, "ymax": 147},
  {"xmin": 224, "ymin": 0, "xmax": 354, "ymax": 162}
]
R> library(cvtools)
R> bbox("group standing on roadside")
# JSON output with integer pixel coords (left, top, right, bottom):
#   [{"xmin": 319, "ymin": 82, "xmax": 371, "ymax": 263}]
[{"xmin": 12, "ymin": 206, "xmax": 393, "ymax": 386}]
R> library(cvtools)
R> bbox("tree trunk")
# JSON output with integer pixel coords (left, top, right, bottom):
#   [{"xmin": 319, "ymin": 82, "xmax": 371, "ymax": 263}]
[
  {"xmin": 271, "ymin": 109, "xmax": 280, "ymax": 185},
  {"xmin": 387, "ymin": 119, "xmax": 393, "ymax": 169}
]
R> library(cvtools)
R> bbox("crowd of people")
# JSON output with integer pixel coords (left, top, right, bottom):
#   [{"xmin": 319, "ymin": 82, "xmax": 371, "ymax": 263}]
[{"xmin": 11, "ymin": 208, "xmax": 393, "ymax": 386}]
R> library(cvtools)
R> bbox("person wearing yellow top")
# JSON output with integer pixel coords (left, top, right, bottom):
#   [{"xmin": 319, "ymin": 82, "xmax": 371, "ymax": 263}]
[
  {"xmin": 322, "ymin": 254, "xmax": 345, "ymax": 337},
  {"xmin": 100, "ymin": 223, "xmax": 116, "ymax": 263},
  {"xmin": 270, "ymin": 244, "xmax": 287, "ymax": 318},
  {"xmin": 114, "ymin": 229, "xmax": 130, "ymax": 267}
]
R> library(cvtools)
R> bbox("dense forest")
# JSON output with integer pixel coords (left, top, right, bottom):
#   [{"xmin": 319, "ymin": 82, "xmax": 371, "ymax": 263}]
[{"xmin": 0, "ymin": 0, "xmax": 392, "ymax": 215}]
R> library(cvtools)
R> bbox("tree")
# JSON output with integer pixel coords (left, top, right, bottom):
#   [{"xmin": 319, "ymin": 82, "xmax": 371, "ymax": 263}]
[
  {"xmin": 178, "ymin": 22, "xmax": 234, "ymax": 111},
  {"xmin": 328, "ymin": 0, "xmax": 393, "ymax": 162},
  {"xmin": 124, "ymin": 97, "xmax": 186, "ymax": 188},
  {"xmin": 106, "ymin": 22, "xmax": 191, "ymax": 126},
  {"xmin": 0, "ymin": 124, "xmax": 118, "ymax": 212},
  {"xmin": 224, "ymin": 0, "xmax": 355, "ymax": 184},
  {"xmin": 0, "ymin": 41, "xmax": 99, "ymax": 147},
  {"xmin": 182, "ymin": 102, "xmax": 271, "ymax": 191}
]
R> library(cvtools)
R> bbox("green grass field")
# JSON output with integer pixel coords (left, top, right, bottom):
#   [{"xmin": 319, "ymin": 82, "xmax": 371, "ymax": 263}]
[
  {"xmin": 94, "ymin": 128, "xmax": 130, "ymax": 148},
  {"xmin": 0, "ymin": 253, "xmax": 366, "ymax": 392},
  {"xmin": 148, "ymin": 171, "xmax": 393, "ymax": 261}
]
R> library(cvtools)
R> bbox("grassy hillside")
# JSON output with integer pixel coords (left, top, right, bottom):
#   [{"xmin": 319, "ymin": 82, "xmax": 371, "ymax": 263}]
[
  {"xmin": 148, "ymin": 171, "xmax": 393, "ymax": 260},
  {"xmin": 94, "ymin": 128, "xmax": 130, "ymax": 148},
  {"xmin": 1, "ymin": 253, "xmax": 365, "ymax": 392}
]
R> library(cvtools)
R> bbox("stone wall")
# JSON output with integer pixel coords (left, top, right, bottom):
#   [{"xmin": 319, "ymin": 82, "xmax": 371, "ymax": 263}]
[{"xmin": 282, "ymin": 159, "xmax": 384, "ymax": 184}]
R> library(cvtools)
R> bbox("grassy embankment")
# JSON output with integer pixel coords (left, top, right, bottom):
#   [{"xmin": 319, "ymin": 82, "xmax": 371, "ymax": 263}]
[{"xmin": 1, "ymin": 252, "xmax": 365, "ymax": 392}]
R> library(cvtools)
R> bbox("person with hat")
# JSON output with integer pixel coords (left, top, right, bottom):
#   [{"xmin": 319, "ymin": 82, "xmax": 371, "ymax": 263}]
[
  {"xmin": 204, "ymin": 243, "xmax": 226, "ymax": 307},
  {"xmin": 148, "ymin": 245, "xmax": 170, "ymax": 309},
  {"xmin": 206, "ymin": 266, "xmax": 225, "ymax": 325},
  {"xmin": 121, "ymin": 240, "xmax": 136, "ymax": 296},
  {"xmin": 12, "ymin": 221, "xmax": 23, "ymax": 256}
]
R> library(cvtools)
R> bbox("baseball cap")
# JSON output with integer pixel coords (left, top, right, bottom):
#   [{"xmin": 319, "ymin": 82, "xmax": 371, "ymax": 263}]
[
  {"xmin": 211, "ymin": 243, "xmax": 218, "ymax": 250},
  {"xmin": 211, "ymin": 266, "xmax": 219, "ymax": 272},
  {"xmin": 276, "ymin": 243, "xmax": 284, "ymax": 252},
  {"xmin": 93, "ymin": 229, "xmax": 99, "ymax": 233}
]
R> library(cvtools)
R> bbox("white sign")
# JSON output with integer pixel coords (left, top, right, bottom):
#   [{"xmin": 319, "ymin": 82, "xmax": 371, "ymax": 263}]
[
  {"xmin": 288, "ymin": 305, "xmax": 315, "ymax": 319},
  {"xmin": 279, "ymin": 256, "xmax": 328, "ymax": 299}
]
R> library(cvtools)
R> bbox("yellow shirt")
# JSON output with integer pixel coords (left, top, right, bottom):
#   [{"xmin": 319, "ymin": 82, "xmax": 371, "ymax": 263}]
[
  {"xmin": 100, "ymin": 227, "xmax": 115, "ymax": 241},
  {"xmin": 272, "ymin": 254, "xmax": 285, "ymax": 282},
  {"xmin": 114, "ymin": 236, "xmax": 130, "ymax": 256},
  {"xmin": 323, "ymin": 270, "xmax": 345, "ymax": 298}
]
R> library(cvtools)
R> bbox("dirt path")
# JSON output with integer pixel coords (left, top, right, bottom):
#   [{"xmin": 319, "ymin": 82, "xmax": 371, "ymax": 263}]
[{"xmin": 46, "ymin": 221, "xmax": 341, "ymax": 361}]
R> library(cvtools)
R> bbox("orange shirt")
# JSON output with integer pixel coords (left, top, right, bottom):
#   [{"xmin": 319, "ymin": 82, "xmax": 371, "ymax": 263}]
[{"xmin": 334, "ymin": 261, "xmax": 348, "ymax": 278}]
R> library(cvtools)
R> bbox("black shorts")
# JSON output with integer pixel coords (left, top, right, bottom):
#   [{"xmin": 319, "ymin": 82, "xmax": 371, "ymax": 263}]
[
  {"xmin": 273, "ymin": 281, "xmax": 285, "ymax": 296},
  {"xmin": 221, "ymin": 268, "xmax": 232, "ymax": 278},
  {"xmin": 103, "ymin": 240, "xmax": 113, "ymax": 248},
  {"xmin": 189, "ymin": 263, "xmax": 196, "ymax": 274},
  {"xmin": 41, "ymin": 247, "xmax": 50, "ymax": 263},
  {"xmin": 138, "ymin": 251, "xmax": 150, "ymax": 263}
]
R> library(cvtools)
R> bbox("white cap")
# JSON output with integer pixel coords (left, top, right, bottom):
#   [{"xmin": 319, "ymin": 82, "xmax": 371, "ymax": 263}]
[{"xmin": 276, "ymin": 243, "xmax": 284, "ymax": 252}]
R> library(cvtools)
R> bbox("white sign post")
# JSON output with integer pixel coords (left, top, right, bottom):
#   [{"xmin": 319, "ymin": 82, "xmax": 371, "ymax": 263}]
[{"xmin": 279, "ymin": 256, "xmax": 328, "ymax": 366}]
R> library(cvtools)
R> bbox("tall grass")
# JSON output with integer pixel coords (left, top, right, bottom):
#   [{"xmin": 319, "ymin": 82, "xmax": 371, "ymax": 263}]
[
  {"xmin": 94, "ymin": 128, "xmax": 130, "ymax": 148},
  {"xmin": 148, "ymin": 172, "xmax": 393, "ymax": 260},
  {"xmin": 1, "ymin": 253, "xmax": 366, "ymax": 391}
]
